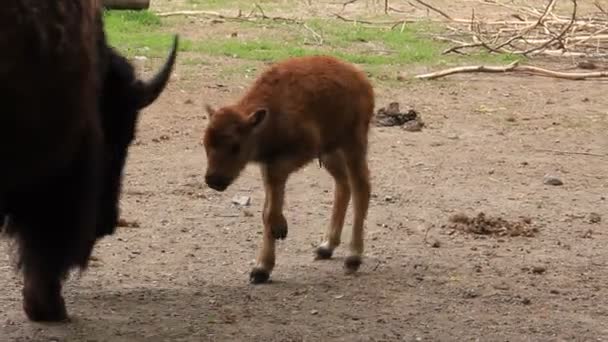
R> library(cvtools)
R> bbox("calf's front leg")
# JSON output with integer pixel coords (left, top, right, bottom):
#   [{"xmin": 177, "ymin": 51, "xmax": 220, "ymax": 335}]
[{"xmin": 250, "ymin": 163, "xmax": 289, "ymax": 284}]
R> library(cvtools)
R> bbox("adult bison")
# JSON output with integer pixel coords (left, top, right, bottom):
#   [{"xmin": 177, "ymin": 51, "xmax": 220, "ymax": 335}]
[{"xmin": 0, "ymin": 1, "xmax": 178, "ymax": 322}]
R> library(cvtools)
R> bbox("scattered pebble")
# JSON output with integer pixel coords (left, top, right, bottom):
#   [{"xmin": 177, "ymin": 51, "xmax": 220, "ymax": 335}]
[
  {"xmin": 588, "ymin": 212, "xmax": 601, "ymax": 224},
  {"xmin": 117, "ymin": 218, "xmax": 141, "ymax": 228},
  {"xmin": 231, "ymin": 196, "xmax": 251, "ymax": 206},
  {"xmin": 532, "ymin": 266, "xmax": 546, "ymax": 274},
  {"xmin": 581, "ymin": 229, "xmax": 593, "ymax": 239},
  {"xmin": 431, "ymin": 240, "xmax": 441, "ymax": 248},
  {"xmin": 493, "ymin": 282, "xmax": 510, "ymax": 291},
  {"xmin": 543, "ymin": 175, "xmax": 563, "ymax": 186},
  {"xmin": 310, "ymin": 310, "xmax": 319, "ymax": 315},
  {"xmin": 521, "ymin": 297, "xmax": 531, "ymax": 305},
  {"xmin": 463, "ymin": 289, "xmax": 479, "ymax": 299}
]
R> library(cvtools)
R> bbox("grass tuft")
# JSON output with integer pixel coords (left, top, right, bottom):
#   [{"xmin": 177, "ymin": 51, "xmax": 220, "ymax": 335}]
[{"xmin": 103, "ymin": 10, "xmax": 522, "ymax": 79}]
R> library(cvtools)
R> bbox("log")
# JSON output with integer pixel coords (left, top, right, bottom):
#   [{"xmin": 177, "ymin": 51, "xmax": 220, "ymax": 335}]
[{"xmin": 103, "ymin": 0, "xmax": 150, "ymax": 10}]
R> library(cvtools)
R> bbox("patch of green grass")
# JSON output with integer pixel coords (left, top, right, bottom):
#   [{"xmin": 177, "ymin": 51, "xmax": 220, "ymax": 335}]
[
  {"xmin": 186, "ymin": 18, "xmax": 521, "ymax": 68},
  {"xmin": 103, "ymin": 9, "xmax": 522, "ymax": 80},
  {"xmin": 103, "ymin": 10, "xmax": 177, "ymax": 57}
]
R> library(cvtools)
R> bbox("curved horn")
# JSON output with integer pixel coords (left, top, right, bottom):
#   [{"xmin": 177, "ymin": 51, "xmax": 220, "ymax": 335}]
[{"xmin": 135, "ymin": 35, "xmax": 179, "ymax": 109}]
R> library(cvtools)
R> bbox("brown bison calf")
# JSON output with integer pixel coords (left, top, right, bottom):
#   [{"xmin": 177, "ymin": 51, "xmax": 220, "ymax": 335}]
[{"xmin": 203, "ymin": 55, "xmax": 374, "ymax": 284}]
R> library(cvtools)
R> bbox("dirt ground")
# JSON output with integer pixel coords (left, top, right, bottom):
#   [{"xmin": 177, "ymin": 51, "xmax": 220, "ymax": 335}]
[{"xmin": 1, "ymin": 1, "xmax": 608, "ymax": 341}]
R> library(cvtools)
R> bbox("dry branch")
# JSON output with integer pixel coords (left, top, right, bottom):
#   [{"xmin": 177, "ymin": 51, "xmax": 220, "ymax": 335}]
[
  {"xmin": 413, "ymin": 0, "xmax": 452, "ymax": 20},
  {"xmin": 157, "ymin": 5, "xmax": 302, "ymax": 24},
  {"xmin": 415, "ymin": 61, "xmax": 608, "ymax": 80},
  {"xmin": 428, "ymin": 0, "xmax": 608, "ymax": 59}
]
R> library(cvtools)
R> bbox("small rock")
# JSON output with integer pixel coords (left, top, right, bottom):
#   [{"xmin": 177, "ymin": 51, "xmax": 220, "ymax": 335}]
[
  {"xmin": 231, "ymin": 196, "xmax": 251, "ymax": 206},
  {"xmin": 402, "ymin": 120, "xmax": 424, "ymax": 132},
  {"xmin": 431, "ymin": 240, "xmax": 441, "ymax": 248},
  {"xmin": 550, "ymin": 289, "xmax": 560, "ymax": 294},
  {"xmin": 521, "ymin": 297, "xmax": 531, "ymax": 305},
  {"xmin": 493, "ymin": 282, "xmax": 510, "ymax": 291},
  {"xmin": 588, "ymin": 212, "xmax": 601, "ymax": 224},
  {"xmin": 117, "ymin": 218, "xmax": 140, "ymax": 228},
  {"xmin": 310, "ymin": 310, "xmax": 319, "ymax": 315},
  {"xmin": 577, "ymin": 60, "xmax": 597, "ymax": 70},
  {"xmin": 543, "ymin": 175, "xmax": 563, "ymax": 186},
  {"xmin": 463, "ymin": 289, "xmax": 479, "ymax": 299},
  {"xmin": 532, "ymin": 266, "xmax": 546, "ymax": 274},
  {"xmin": 582, "ymin": 229, "xmax": 593, "ymax": 239}
]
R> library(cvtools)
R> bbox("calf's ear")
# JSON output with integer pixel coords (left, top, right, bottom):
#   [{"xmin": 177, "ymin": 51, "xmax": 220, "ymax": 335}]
[{"xmin": 247, "ymin": 108, "xmax": 268, "ymax": 129}]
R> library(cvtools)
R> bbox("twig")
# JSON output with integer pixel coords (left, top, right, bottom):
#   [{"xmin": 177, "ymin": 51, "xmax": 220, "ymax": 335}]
[
  {"xmin": 493, "ymin": 0, "xmax": 557, "ymax": 50},
  {"xmin": 423, "ymin": 224, "xmax": 434, "ymax": 246},
  {"xmin": 523, "ymin": 0, "xmax": 578, "ymax": 55},
  {"xmin": 442, "ymin": 42, "xmax": 484, "ymax": 54},
  {"xmin": 302, "ymin": 23, "xmax": 324, "ymax": 45},
  {"xmin": 413, "ymin": 0, "xmax": 453, "ymax": 20},
  {"xmin": 254, "ymin": 3, "xmax": 268, "ymax": 19},
  {"xmin": 157, "ymin": 10, "xmax": 224, "ymax": 18},
  {"xmin": 595, "ymin": 1, "xmax": 607, "ymax": 15},
  {"xmin": 415, "ymin": 61, "xmax": 608, "ymax": 80},
  {"xmin": 333, "ymin": 13, "xmax": 411, "ymax": 25},
  {"xmin": 340, "ymin": 0, "xmax": 359, "ymax": 12},
  {"xmin": 534, "ymin": 149, "xmax": 607, "ymax": 157},
  {"xmin": 417, "ymin": 61, "xmax": 519, "ymax": 79}
]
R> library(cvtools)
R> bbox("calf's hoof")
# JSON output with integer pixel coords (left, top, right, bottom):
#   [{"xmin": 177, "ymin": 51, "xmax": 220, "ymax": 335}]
[
  {"xmin": 270, "ymin": 219, "xmax": 288, "ymax": 240},
  {"xmin": 23, "ymin": 292, "xmax": 68, "ymax": 322},
  {"xmin": 249, "ymin": 267, "xmax": 271, "ymax": 284},
  {"xmin": 344, "ymin": 255, "xmax": 362, "ymax": 274},
  {"xmin": 314, "ymin": 245, "xmax": 334, "ymax": 260}
]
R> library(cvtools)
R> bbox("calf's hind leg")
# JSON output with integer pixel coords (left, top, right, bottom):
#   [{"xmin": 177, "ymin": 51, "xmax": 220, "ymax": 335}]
[
  {"xmin": 315, "ymin": 150, "xmax": 351, "ymax": 260},
  {"xmin": 343, "ymin": 143, "xmax": 371, "ymax": 273}
]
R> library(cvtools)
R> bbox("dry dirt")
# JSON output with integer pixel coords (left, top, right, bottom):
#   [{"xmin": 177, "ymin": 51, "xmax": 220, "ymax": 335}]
[{"xmin": 1, "ymin": 1, "xmax": 608, "ymax": 341}]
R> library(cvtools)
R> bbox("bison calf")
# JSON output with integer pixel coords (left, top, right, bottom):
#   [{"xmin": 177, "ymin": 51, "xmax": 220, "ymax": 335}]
[{"xmin": 203, "ymin": 55, "xmax": 374, "ymax": 284}]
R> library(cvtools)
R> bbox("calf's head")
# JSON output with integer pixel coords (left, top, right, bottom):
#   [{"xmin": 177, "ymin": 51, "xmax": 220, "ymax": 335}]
[
  {"xmin": 202, "ymin": 106, "xmax": 267, "ymax": 191},
  {"xmin": 97, "ymin": 36, "xmax": 179, "ymax": 237}
]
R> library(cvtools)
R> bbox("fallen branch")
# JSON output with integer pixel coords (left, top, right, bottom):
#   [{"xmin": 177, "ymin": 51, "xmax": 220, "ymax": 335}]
[
  {"xmin": 416, "ymin": 61, "xmax": 520, "ymax": 79},
  {"xmin": 415, "ymin": 61, "xmax": 608, "ymax": 80},
  {"xmin": 523, "ymin": 0, "xmax": 577, "ymax": 55},
  {"xmin": 413, "ymin": 0, "xmax": 452, "ymax": 20},
  {"xmin": 302, "ymin": 23, "xmax": 324, "ymax": 45},
  {"xmin": 534, "ymin": 149, "xmax": 607, "ymax": 157},
  {"xmin": 156, "ymin": 8, "xmax": 302, "ymax": 23},
  {"xmin": 157, "ymin": 10, "xmax": 223, "ymax": 18}
]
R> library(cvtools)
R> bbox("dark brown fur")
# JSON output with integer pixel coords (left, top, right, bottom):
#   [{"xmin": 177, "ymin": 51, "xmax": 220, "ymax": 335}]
[
  {"xmin": 0, "ymin": 0, "xmax": 178, "ymax": 322},
  {"xmin": 203, "ymin": 55, "xmax": 374, "ymax": 283}
]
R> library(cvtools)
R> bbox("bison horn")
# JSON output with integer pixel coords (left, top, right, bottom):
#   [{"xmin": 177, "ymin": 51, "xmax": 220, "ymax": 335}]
[{"xmin": 135, "ymin": 35, "xmax": 179, "ymax": 109}]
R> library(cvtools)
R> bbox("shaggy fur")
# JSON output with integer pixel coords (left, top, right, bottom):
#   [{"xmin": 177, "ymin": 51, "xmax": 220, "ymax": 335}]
[{"xmin": 0, "ymin": 0, "xmax": 178, "ymax": 322}]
